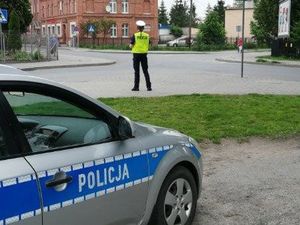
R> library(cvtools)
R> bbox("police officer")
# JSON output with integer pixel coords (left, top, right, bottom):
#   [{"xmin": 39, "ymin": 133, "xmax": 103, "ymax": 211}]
[{"xmin": 129, "ymin": 20, "xmax": 152, "ymax": 91}]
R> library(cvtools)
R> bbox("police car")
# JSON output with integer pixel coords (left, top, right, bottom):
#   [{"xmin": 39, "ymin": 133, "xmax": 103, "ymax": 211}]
[{"xmin": 0, "ymin": 70, "xmax": 202, "ymax": 225}]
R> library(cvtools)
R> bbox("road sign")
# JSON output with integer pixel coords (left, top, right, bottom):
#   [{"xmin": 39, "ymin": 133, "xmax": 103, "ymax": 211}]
[
  {"xmin": 88, "ymin": 24, "xmax": 95, "ymax": 33},
  {"xmin": 0, "ymin": 9, "xmax": 8, "ymax": 24}
]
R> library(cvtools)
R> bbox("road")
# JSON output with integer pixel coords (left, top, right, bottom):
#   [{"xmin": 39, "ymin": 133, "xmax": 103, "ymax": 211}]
[{"xmin": 29, "ymin": 49, "xmax": 300, "ymax": 98}]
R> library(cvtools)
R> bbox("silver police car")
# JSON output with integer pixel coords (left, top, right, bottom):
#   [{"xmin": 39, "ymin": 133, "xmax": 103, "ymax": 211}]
[{"xmin": 0, "ymin": 71, "xmax": 202, "ymax": 225}]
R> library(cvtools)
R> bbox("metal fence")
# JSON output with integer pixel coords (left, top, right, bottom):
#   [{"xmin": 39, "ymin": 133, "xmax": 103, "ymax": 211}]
[{"xmin": 0, "ymin": 32, "xmax": 58, "ymax": 62}]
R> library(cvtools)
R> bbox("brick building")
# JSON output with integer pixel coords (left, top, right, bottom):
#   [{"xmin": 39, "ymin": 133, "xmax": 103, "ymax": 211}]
[{"xmin": 30, "ymin": 0, "xmax": 158, "ymax": 45}]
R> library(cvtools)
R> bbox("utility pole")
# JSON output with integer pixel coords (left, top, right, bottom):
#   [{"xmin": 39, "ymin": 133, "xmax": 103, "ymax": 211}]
[
  {"xmin": 189, "ymin": 0, "xmax": 192, "ymax": 49},
  {"xmin": 241, "ymin": 0, "xmax": 246, "ymax": 78}
]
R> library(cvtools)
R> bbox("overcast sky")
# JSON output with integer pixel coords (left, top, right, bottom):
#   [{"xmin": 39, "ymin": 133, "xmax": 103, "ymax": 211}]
[{"xmin": 159, "ymin": 0, "xmax": 235, "ymax": 19}]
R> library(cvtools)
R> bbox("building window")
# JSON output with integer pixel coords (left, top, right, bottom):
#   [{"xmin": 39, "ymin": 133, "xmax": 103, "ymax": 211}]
[
  {"xmin": 48, "ymin": 26, "xmax": 51, "ymax": 35},
  {"xmin": 109, "ymin": 0, "xmax": 117, "ymax": 13},
  {"xmin": 59, "ymin": 1, "xmax": 63, "ymax": 15},
  {"xmin": 70, "ymin": 22, "xmax": 76, "ymax": 37},
  {"xmin": 42, "ymin": 6, "xmax": 45, "ymax": 18},
  {"xmin": 52, "ymin": 25, "xmax": 55, "ymax": 35},
  {"xmin": 122, "ymin": 24, "xmax": 129, "ymax": 37},
  {"xmin": 111, "ymin": 24, "xmax": 117, "ymax": 37},
  {"xmin": 122, "ymin": 0, "xmax": 129, "ymax": 13},
  {"xmin": 57, "ymin": 24, "xmax": 61, "ymax": 36},
  {"xmin": 42, "ymin": 26, "xmax": 46, "ymax": 35},
  {"xmin": 47, "ymin": 5, "xmax": 50, "ymax": 17}
]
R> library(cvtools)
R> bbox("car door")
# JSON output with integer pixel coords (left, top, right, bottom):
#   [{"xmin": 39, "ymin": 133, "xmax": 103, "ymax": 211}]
[
  {"xmin": 0, "ymin": 92, "xmax": 42, "ymax": 225},
  {"xmin": 178, "ymin": 37, "xmax": 186, "ymax": 46},
  {"xmin": 1, "ymin": 83, "xmax": 149, "ymax": 225}
]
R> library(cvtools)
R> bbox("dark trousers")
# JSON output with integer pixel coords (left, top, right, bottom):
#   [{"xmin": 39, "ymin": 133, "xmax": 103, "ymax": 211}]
[{"xmin": 133, "ymin": 53, "xmax": 151, "ymax": 89}]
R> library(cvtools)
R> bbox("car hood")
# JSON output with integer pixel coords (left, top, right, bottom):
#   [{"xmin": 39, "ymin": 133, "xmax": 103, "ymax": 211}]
[{"xmin": 133, "ymin": 121, "xmax": 189, "ymax": 145}]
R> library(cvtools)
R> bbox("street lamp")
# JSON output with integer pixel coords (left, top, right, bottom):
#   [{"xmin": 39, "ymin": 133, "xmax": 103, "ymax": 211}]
[{"xmin": 241, "ymin": 0, "xmax": 246, "ymax": 78}]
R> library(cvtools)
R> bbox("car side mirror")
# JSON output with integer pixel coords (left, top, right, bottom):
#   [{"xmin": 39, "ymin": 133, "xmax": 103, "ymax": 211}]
[{"xmin": 118, "ymin": 116, "xmax": 134, "ymax": 140}]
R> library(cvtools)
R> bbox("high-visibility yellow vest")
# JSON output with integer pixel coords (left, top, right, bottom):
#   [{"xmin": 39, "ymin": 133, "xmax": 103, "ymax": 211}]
[{"xmin": 132, "ymin": 32, "xmax": 149, "ymax": 53}]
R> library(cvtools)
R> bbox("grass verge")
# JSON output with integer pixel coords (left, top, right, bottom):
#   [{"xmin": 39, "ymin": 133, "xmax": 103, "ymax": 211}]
[{"xmin": 100, "ymin": 94, "xmax": 300, "ymax": 143}]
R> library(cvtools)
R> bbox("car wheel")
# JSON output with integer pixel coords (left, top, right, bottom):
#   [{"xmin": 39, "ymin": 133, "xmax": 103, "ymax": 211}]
[
  {"xmin": 148, "ymin": 166, "xmax": 197, "ymax": 225},
  {"xmin": 173, "ymin": 44, "xmax": 178, "ymax": 47}
]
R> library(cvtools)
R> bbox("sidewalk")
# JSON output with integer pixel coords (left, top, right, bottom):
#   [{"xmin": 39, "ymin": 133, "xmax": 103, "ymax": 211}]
[
  {"xmin": 215, "ymin": 50, "xmax": 300, "ymax": 68},
  {"xmin": 10, "ymin": 50, "xmax": 116, "ymax": 71}
]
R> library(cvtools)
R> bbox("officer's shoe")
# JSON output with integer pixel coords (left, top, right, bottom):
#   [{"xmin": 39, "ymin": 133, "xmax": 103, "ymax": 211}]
[
  {"xmin": 131, "ymin": 87, "xmax": 139, "ymax": 91},
  {"xmin": 147, "ymin": 87, "xmax": 152, "ymax": 91}
]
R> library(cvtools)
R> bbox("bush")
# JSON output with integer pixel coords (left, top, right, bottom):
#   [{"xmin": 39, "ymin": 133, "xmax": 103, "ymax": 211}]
[
  {"xmin": 12, "ymin": 51, "xmax": 31, "ymax": 61},
  {"xmin": 31, "ymin": 51, "xmax": 44, "ymax": 60},
  {"xmin": 79, "ymin": 43, "xmax": 130, "ymax": 50},
  {"xmin": 8, "ymin": 11, "xmax": 22, "ymax": 52}
]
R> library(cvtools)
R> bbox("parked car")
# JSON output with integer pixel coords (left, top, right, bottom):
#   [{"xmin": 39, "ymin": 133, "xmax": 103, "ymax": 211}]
[
  {"xmin": 0, "ymin": 72, "xmax": 203, "ymax": 225},
  {"xmin": 167, "ymin": 36, "xmax": 194, "ymax": 47}
]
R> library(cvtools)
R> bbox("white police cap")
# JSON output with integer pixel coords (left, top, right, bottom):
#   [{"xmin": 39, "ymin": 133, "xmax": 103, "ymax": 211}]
[{"xmin": 136, "ymin": 20, "xmax": 146, "ymax": 27}]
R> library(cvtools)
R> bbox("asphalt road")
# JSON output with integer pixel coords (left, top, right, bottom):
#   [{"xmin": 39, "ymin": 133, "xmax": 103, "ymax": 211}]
[{"xmin": 30, "ymin": 49, "xmax": 300, "ymax": 98}]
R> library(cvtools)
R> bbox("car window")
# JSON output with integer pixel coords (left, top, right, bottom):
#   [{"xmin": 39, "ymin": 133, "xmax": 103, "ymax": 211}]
[
  {"xmin": 0, "ymin": 127, "xmax": 9, "ymax": 158},
  {"xmin": 3, "ymin": 92, "xmax": 112, "ymax": 153}
]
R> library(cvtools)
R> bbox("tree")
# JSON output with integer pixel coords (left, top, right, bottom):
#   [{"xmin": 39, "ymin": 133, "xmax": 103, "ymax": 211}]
[
  {"xmin": 80, "ymin": 20, "xmax": 100, "ymax": 45},
  {"xmin": 0, "ymin": 0, "xmax": 32, "ymax": 33},
  {"xmin": 197, "ymin": 11, "xmax": 226, "ymax": 45},
  {"xmin": 250, "ymin": 0, "xmax": 278, "ymax": 44},
  {"xmin": 170, "ymin": 25, "xmax": 183, "ymax": 37},
  {"xmin": 80, "ymin": 18, "xmax": 115, "ymax": 45},
  {"xmin": 290, "ymin": 0, "xmax": 300, "ymax": 30},
  {"xmin": 158, "ymin": 0, "xmax": 169, "ymax": 25},
  {"xmin": 213, "ymin": 0, "xmax": 225, "ymax": 25},
  {"xmin": 8, "ymin": 10, "xmax": 22, "ymax": 52},
  {"xmin": 291, "ymin": 22, "xmax": 300, "ymax": 49},
  {"xmin": 206, "ymin": 3, "xmax": 213, "ymax": 15},
  {"xmin": 98, "ymin": 18, "xmax": 115, "ymax": 44},
  {"xmin": 169, "ymin": 0, "xmax": 189, "ymax": 27}
]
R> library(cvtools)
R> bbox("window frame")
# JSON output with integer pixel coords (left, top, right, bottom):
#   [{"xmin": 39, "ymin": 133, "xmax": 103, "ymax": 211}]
[
  {"xmin": 111, "ymin": 24, "xmax": 117, "ymax": 38},
  {"xmin": 70, "ymin": 21, "xmax": 76, "ymax": 37},
  {"xmin": 122, "ymin": 0, "xmax": 129, "ymax": 14},
  {"xmin": 0, "ymin": 81, "xmax": 121, "ymax": 157},
  {"xmin": 109, "ymin": 0, "xmax": 117, "ymax": 13},
  {"xmin": 122, "ymin": 23, "xmax": 129, "ymax": 37}
]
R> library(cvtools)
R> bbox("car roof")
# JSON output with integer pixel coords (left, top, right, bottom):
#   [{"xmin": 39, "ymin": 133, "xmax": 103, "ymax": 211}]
[{"xmin": 0, "ymin": 73, "xmax": 121, "ymax": 118}]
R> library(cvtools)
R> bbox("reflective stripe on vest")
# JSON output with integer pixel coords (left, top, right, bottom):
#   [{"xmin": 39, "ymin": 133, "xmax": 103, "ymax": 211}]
[{"xmin": 132, "ymin": 32, "xmax": 149, "ymax": 53}]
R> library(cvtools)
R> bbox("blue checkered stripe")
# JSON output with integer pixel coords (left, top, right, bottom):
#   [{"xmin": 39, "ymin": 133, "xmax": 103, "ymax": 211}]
[
  {"xmin": 183, "ymin": 143, "xmax": 202, "ymax": 159},
  {"xmin": 0, "ymin": 144, "xmax": 174, "ymax": 225}
]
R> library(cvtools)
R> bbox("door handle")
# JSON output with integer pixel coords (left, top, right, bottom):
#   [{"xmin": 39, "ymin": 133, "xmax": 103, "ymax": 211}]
[{"xmin": 46, "ymin": 173, "xmax": 73, "ymax": 188}]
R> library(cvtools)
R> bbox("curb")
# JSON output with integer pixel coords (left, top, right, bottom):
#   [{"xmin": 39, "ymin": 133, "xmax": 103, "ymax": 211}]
[
  {"xmin": 18, "ymin": 61, "xmax": 116, "ymax": 71},
  {"xmin": 84, "ymin": 49, "xmax": 208, "ymax": 55},
  {"xmin": 215, "ymin": 58, "xmax": 300, "ymax": 68}
]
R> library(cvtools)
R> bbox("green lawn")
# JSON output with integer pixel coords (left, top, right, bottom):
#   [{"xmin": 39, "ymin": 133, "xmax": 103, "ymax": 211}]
[{"xmin": 100, "ymin": 94, "xmax": 300, "ymax": 143}]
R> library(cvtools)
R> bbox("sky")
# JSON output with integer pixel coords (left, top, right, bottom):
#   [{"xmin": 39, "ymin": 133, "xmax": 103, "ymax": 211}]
[{"xmin": 159, "ymin": 0, "xmax": 234, "ymax": 20}]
